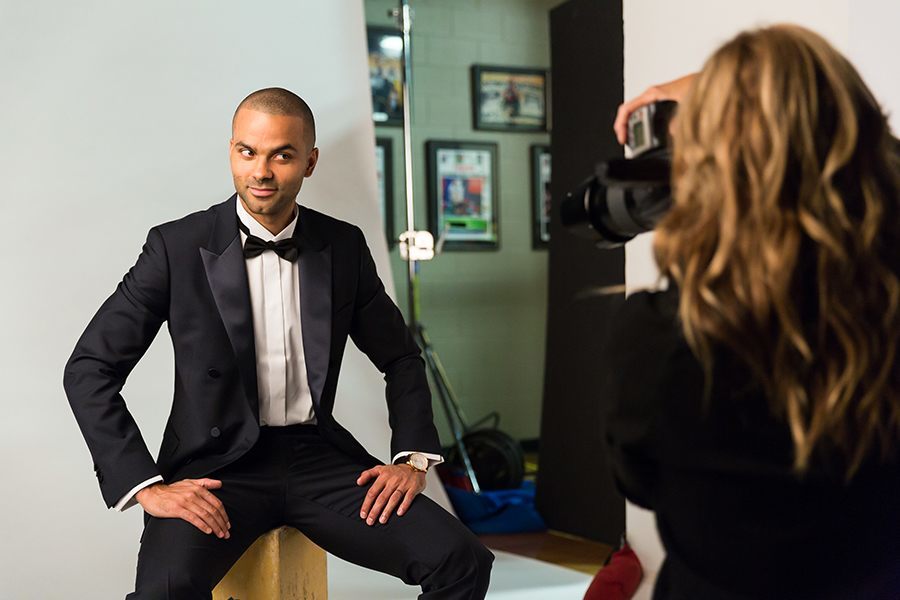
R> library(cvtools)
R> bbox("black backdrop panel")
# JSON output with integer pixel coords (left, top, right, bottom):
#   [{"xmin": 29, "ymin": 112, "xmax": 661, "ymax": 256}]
[{"xmin": 536, "ymin": 0, "xmax": 626, "ymax": 544}]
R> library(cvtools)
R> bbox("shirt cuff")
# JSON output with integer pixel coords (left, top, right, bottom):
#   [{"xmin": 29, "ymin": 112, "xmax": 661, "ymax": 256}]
[
  {"xmin": 112, "ymin": 475, "xmax": 164, "ymax": 512},
  {"xmin": 392, "ymin": 451, "xmax": 444, "ymax": 470}
]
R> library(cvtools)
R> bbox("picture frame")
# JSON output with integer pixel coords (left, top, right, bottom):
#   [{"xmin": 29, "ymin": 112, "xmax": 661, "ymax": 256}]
[
  {"xmin": 531, "ymin": 145, "xmax": 552, "ymax": 249},
  {"xmin": 367, "ymin": 26, "xmax": 404, "ymax": 126},
  {"xmin": 426, "ymin": 140, "xmax": 500, "ymax": 251},
  {"xmin": 375, "ymin": 137, "xmax": 395, "ymax": 248},
  {"xmin": 471, "ymin": 64, "xmax": 548, "ymax": 132}
]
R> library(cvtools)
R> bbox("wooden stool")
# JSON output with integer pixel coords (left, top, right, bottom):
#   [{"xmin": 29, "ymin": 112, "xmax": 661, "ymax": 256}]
[{"xmin": 212, "ymin": 526, "xmax": 328, "ymax": 600}]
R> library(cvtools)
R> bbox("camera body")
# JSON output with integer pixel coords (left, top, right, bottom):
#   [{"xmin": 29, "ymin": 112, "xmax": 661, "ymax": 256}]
[
  {"xmin": 627, "ymin": 101, "xmax": 675, "ymax": 157},
  {"xmin": 560, "ymin": 101, "xmax": 676, "ymax": 247}
]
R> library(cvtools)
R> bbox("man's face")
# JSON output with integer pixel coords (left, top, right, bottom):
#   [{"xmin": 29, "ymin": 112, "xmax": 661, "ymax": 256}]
[{"xmin": 230, "ymin": 108, "xmax": 318, "ymax": 220}]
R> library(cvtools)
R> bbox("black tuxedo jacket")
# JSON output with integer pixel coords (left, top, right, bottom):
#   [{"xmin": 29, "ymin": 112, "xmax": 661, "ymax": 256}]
[{"xmin": 64, "ymin": 195, "xmax": 440, "ymax": 509}]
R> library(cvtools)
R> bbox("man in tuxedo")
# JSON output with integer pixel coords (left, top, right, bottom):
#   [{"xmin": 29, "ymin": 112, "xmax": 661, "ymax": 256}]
[{"xmin": 64, "ymin": 87, "xmax": 493, "ymax": 599}]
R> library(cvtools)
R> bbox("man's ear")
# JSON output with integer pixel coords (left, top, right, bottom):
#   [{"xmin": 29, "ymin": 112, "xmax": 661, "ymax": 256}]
[{"xmin": 305, "ymin": 147, "xmax": 320, "ymax": 177}]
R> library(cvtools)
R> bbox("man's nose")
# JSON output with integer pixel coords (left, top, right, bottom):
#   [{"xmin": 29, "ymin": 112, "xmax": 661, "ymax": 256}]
[{"xmin": 252, "ymin": 158, "xmax": 273, "ymax": 181}]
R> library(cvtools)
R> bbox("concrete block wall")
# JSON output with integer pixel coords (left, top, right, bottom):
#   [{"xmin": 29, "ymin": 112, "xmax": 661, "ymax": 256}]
[{"xmin": 364, "ymin": 0, "xmax": 561, "ymax": 442}]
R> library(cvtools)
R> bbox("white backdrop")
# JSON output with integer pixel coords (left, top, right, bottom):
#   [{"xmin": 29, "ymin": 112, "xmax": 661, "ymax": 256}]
[
  {"xmin": 623, "ymin": 1, "xmax": 900, "ymax": 597},
  {"xmin": 0, "ymin": 1, "xmax": 450, "ymax": 597}
]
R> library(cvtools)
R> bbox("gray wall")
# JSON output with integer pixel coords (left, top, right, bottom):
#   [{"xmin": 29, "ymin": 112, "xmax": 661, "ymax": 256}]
[{"xmin": 366, "ymin": 0, "xmax": 560, "ymax": 442}]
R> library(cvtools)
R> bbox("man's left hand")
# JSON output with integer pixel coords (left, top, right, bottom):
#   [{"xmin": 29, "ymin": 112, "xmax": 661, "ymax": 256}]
[{"xmin": 357, "ymin": 464, "xmax": 426, "ymax": 525}]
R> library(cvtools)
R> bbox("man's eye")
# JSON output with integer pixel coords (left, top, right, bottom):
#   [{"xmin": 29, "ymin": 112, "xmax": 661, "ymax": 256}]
[
  {"xmin": 275, "ymin": 153, "xmax": 291, "ymax": 161},
  {"xmin": 239, "ymin": 148, "xmax": 253, "ymax": 157}
]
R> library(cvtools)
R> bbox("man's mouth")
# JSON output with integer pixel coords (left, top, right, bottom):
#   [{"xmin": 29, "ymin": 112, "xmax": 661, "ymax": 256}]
[{"xmin": 249, "ymin": 187, "xmax": 277, "ymax": 198}]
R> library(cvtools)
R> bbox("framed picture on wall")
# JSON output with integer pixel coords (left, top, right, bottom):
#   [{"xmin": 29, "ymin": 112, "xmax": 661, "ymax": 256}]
[
  {"xmin": 531, "ymin": 145, "xmax": 551, "ymax": 249},
  {"xmin": 375, "ymin": 137, "xmax": 395, "ymax": 247},
  {"xmin": 426, "ymin": 140, "xmax": 499, "ymax": 251},
  {"xmin": 471, "ymin": 64, "xmax": 548, "ymax": 132},
  {"xmin": 367, "ymin": 26, "xmax": 404, "ymax": 126}
]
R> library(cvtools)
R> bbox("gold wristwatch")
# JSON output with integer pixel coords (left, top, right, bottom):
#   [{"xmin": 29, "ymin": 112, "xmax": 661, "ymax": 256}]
[{"xmin": 398, "ymin": 452, "xmax": 429, "ymax": 473}]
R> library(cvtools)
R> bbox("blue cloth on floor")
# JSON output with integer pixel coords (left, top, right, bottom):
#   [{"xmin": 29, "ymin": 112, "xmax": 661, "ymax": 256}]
[{"xmin": 445, "ymin": 481, "xmax": 547, "ymax": 534}]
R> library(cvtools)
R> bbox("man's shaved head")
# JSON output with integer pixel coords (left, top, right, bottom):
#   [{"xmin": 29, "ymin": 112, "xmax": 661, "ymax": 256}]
[
  {"xmin": 229, "ymin": 87, "xmax": 321, "ymax": 233},
  {"xmin": 233, "ymin": 87, "xmax": 316, "ymax": 149}
]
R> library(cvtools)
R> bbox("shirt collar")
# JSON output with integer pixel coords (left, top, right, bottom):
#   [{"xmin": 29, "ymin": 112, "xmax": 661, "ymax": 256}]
[{"xmin": 235, "ymin": 197, "xmax": 298, "ymax": 242}]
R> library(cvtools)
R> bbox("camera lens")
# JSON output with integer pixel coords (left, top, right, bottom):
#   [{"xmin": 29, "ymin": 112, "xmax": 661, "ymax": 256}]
[
  {"xmin": 562, "ymin": 178, "xmax": 636, "ymax": 247},
  {"xmin": 560, "ymin": 155, "xmax": 672, "ymax": 248}
]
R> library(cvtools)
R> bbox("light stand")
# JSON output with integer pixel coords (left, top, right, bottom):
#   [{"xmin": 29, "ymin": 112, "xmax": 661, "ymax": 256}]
[{"xmin": 390, "ymin": 0, "xmax": 482, "ymax": 494}]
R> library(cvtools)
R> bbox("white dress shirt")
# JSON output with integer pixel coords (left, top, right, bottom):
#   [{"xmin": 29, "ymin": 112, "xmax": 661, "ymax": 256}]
[
  {"xmin": 114, "ymin": 200, "xmax": 440, "ymax": 511},
  {"xmin": 239, "ymin": 199, "xmax": 315, "ymax": 426}
]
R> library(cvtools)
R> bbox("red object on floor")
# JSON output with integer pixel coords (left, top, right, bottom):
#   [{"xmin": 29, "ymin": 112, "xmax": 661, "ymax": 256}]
[
  {"xmin": 583, "ymin": 544, "xmax": 643, "ymax": 600},
  {"xmin": 436, "ymin": 463, "xmax": 474, "ymax": 492}
]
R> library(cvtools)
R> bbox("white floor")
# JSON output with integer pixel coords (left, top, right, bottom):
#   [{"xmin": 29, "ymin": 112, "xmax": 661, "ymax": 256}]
[{"xmin": 327, "ymin": 550, "xmax": 592, "ymax": 599}]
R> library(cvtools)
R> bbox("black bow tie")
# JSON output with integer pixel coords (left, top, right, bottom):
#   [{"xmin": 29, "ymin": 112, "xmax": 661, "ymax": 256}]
[{"xmin": 237, "ymin": 220, "xmax": 300, "ymax": 262}]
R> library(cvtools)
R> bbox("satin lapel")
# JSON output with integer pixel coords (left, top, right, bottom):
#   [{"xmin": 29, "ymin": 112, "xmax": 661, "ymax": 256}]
[
  {"xmin": 200, "ymin": 196, "xmax": 260, "ymax": 421},
  {"xmin": 299, "ymin": 243, "xmax": 332, "ymax": 410}
]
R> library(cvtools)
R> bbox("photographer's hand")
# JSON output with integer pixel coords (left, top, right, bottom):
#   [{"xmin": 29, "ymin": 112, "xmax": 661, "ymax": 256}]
[{"xmin": 614, "ymin": 73, "xmax": 697, "ymax": 145}]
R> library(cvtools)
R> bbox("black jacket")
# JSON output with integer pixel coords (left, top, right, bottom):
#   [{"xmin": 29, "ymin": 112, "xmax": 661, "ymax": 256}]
[
  {"xmin": 601, "ymin": 288, "xmax": 900, "ymax": 599},
  {"xmin": 64, "ymin": 195, "xmax": 440, "ymax": 509}
]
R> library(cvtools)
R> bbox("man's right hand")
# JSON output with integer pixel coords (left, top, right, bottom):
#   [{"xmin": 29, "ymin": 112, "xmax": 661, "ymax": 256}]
[{"xmin": 136, "ymin": 478, "xmax": 231, "ymax": 539}]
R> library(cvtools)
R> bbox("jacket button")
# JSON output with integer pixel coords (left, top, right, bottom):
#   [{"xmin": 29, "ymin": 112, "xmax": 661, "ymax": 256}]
[
  {"xmin": 207, "ymin": 368, "xmax": 220, "ymax": 379},
  {"xmin": 210, "ymin": 427, "xmax": 221, "ymax": 438}
]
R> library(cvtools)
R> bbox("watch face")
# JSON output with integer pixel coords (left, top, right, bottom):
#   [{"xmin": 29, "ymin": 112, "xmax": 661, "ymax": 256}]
[{"xmin": 409, "ymin": 453, "xmax": 428, "ymax": 471}]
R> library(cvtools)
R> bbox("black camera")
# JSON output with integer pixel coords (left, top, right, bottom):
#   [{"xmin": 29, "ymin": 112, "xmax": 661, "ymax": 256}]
[{"xmin": 560, "ymin": 100, "xmax": 677, "ymax": 248}]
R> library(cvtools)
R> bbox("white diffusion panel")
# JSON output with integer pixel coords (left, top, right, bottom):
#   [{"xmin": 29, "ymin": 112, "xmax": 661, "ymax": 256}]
[{"xmin": 0, "ymin": 1, "xmax": 448, "ymax": 597}]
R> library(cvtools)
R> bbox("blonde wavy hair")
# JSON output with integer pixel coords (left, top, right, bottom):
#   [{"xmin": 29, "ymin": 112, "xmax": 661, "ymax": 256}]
[{"xmin": 654, "ymin": 24, "xmax": 900, "ymax": 478}]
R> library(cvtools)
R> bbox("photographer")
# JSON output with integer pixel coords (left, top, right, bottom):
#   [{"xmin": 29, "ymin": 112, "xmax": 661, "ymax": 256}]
[{"xmin": 601, "ymin": 25, "xmax": 900, "ymax": 599}]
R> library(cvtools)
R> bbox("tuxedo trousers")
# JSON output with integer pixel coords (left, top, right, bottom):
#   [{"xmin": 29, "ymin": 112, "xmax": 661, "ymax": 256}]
[{"xmin": 125, "ymin": 424, "xmax": 493, "ymax": 599}]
